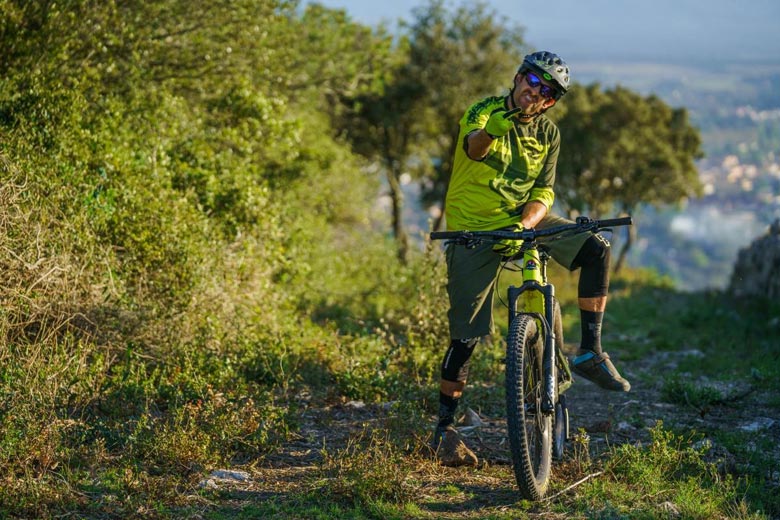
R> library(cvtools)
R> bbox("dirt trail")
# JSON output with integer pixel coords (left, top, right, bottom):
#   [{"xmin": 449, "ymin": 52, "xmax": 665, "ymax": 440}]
[{"xmin": 210, "ymin": 349, "xmax": 780, "ymax": 517}]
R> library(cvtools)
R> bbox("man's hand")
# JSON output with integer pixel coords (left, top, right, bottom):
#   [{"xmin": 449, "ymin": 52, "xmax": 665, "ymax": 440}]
[
  {"xmin": 484, "ymin": 107, "xmax": 522, "ymax": 139},
  {"xmin": 493, "ymin": 224, "xmax": 524, "ymax": 257}
]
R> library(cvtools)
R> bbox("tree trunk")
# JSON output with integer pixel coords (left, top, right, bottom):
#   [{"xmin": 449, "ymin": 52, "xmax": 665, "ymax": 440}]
[
  {"xmin": 613, "ymin": 222, "xmax": 636, "ymax": 274},
  {"xmin": 386, "ymin": 167, "xmax": 409, "ymax": 264}
]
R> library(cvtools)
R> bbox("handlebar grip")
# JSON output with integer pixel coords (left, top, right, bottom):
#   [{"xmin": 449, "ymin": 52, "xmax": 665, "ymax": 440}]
[
  {"xmin": 430, "ymin": 231, "xmax": 464, "ymax": 240},
  {"xmin": 597, "ymin": 217, "xmax": 633, "ymax": 227}
]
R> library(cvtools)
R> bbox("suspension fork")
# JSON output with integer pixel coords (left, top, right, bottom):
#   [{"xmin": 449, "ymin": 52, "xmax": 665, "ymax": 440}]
[{"xmin": 507, "ymin": 248, "xmax": 557, "ymax": 414}]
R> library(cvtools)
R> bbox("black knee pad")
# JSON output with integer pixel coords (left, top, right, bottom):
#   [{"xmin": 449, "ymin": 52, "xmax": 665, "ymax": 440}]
[
  {"xmin": 572, "ymin": 234, "xmax": 611, "ymax": 298},
  {"xmin": 441, "ymin": 338, "xmax": 478, "ymax": 382}
]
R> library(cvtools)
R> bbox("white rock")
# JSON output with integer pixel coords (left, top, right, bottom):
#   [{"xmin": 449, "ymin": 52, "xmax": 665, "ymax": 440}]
[
  {"xmin": 739, "ymin": 417, "xmax": 775, "ymax": 432},
  {"xmin": 209, "ymin": 469, "xmax": 251, "ymax": 482},
  {"xmin": 660, "ymin": 501, "xmax": 680, "ymax": 517},
  {"xmin": 198, "ymin": 478, "xmax": 219, "ymax": 489},
  {"xmin": 463, "ymin": 408, "xmax": 485, "ymax": 427}
]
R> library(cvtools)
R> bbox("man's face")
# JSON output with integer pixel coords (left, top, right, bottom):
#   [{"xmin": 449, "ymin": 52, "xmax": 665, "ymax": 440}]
[{"xmin": 514, "ymin": 72, "xmax": 558, "ymax": 114}]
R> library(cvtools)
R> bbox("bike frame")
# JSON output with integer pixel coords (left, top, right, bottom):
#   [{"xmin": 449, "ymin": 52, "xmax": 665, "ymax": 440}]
[
  {"xmin": 430, "ymin": 215, "xmax": 632, "ymax": 500},
  {"xmin": 430, "ymin": 216, "xmax": 629, "ymax": 415},
  {"xmin": 506, "ymin": 246, "xmax": 557, "ymax": 414}
]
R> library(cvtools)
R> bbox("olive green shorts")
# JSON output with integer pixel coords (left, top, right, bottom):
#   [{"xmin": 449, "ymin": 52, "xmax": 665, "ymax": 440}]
[{"xmin": 445, "ymin": 214, "xmax": 594, "ymax": 340}]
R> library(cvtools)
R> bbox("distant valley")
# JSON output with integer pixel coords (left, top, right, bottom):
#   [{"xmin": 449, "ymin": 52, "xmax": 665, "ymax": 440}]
[{"xmin": 588, "ymin": 60, "xmax": 780, "ymax": 289}]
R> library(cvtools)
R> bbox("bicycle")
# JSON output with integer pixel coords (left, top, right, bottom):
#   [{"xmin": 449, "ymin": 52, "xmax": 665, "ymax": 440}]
[{"xmin": 430, "ymin": 215, "xmax": 632, "ymax": 500}]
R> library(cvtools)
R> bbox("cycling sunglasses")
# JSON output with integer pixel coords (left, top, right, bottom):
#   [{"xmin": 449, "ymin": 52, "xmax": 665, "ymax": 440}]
[{"xmin": 524, "ymin": 71, "xmax": 558, "ymax": 100}]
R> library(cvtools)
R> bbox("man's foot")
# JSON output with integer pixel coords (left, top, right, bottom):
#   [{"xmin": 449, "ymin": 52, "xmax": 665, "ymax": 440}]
[
  {"xmin": 433, "ymin": 426, "xmax": 478, "ymax": 467},
  {"xmin": 571, "ymin": 350, "xmax": 631, "ymax": 392}
]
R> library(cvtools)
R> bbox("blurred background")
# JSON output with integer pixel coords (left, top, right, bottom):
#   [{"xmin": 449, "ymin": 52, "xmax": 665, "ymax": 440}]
[{"xmin": 305, "ymin": 0, "xmax": 780, "ymax": 290}]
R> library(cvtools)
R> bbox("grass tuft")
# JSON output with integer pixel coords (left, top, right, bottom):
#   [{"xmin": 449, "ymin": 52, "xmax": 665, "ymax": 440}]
[{"xmin": 317, "ymin": 429, "xmax": 419, "ymax": 507}]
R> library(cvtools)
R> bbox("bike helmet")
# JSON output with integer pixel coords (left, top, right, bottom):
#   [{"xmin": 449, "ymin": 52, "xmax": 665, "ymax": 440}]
[{"xmin": 519, "ymin": 51, "xmax": 570, "ymax": 98}]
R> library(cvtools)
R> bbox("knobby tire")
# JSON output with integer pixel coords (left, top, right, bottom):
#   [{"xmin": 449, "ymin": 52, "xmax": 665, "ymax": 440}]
[{"xmin": 505, "ymin": 314, "xmax": 552, "ymax": 500}]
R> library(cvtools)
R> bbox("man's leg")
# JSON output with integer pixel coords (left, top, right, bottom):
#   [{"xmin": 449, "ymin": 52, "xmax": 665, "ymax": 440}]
[
  {"xmin": 436, "ymin": 338, "xmax": 477, "ymax": 436},
  {"xmin": 437, "ymin": 242, "xmax": 500, "ymax": 464},
  {"xmin": 434, "ymin": 338, "xmax": 479, "ymax": 466},
  {"xmin": 570, "ymin": 234, "xmax": 631, "ymax": 392},
  {"xmin": 579, "ymin": 295, "xmax": 606, "ymax": 355}
]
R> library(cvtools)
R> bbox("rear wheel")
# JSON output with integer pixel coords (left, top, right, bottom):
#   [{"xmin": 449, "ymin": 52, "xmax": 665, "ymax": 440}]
[{"xmin": 505, "ymin": 314, "xmax": 552, "ymax": 500}]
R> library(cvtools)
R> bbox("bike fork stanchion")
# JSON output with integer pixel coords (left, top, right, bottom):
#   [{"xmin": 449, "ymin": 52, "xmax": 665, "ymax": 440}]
[
  {"xmin": 541, "ymin": 284, "xmax": 556, "ymax": 414},
  {"xmin": 507, "ymin": 285, "xmax": 521, "ymax": 326}
]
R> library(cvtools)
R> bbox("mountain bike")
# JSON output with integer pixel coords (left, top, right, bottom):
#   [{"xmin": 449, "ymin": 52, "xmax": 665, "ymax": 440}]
[{"xmin": 430, "ymin": 216, "xmax": 632, "ymax": 500}]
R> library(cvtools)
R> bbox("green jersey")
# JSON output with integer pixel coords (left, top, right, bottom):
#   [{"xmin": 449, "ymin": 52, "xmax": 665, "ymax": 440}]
[{"xmin": 445, "ymin": 96, "xmax": 559, "ymax": 231}]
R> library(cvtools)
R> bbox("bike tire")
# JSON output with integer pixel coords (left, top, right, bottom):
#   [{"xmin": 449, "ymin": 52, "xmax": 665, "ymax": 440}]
[{"xmin": 505, "ymin": 314, "xmax": 552, "ymax": 500}]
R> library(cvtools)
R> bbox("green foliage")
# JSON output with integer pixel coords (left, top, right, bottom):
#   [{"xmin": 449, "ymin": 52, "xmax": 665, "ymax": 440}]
[
  {"xmin": 291, "ymin": 231, "xmax": 451, "ymax": 402},
  {"xmin": 298, "ymin": 3, "xmax": 398, "ymax": 107},
  {"xmin": 0, "ymin": 0, "xmax": 403, "ymax": 516},
  {"xmin": 606, "ymin": 277, "xmax": 780, "ymax": 390},
  {"xmin": 337, "ymin": 0, "xmax": 528, "ymax": 258},
  {"xmin": 661, "ymin": 376, "xmax": 725, "ymax": 409},
  {"xmin": 400, "ymin": 0, "xmax": 527, "ymax": 211},
  {"xmin": 556, "ymin": 84, "xmax": 704, "ymax": 217},
  {"xmin": 0, "ymin": 0, "xmax": 300, "ymax": 97},
  {"xmin": 579, "ymin": 423, "xmax": 754, "ymax": 519},
  {"xmin": 128, "ymin": 390, "xmax": 292, "ymax": 470},
  {"xmin": 710, "ymin": 429, "xmax": 780, "ymax": 517}
]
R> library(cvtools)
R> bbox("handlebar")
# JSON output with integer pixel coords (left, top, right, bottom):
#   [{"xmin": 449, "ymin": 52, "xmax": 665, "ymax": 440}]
[{"xmin": 430, "ymin": 216, "xmax": 632, "ymax": 244}]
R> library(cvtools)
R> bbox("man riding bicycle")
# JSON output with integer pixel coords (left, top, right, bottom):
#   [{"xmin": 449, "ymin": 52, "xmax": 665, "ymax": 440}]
[{"xmin": 435, "ymin": 51, "xmax": 631, "ymax": 466}]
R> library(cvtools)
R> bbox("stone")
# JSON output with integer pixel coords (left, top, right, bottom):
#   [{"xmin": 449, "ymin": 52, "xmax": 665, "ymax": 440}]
[
  {"xmin": 209, "ymin": 469, "xmax": 251, "ymax": 482},
  {"xmin": 463, "ymin": 407, "xmax": 485, "ymax": 427},
  {"xmin": 729, "ymin": 219, "xmax": 780, "ymax": 299}
]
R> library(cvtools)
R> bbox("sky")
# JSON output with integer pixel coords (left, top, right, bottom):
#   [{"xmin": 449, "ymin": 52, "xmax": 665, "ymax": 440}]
[{"xmin": 300, "ymin": 0, "xmax": 780, "ymax": 68}]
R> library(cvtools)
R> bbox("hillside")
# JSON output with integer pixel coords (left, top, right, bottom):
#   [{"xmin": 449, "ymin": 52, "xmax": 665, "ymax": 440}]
[{"xmin": 0, "ymin": 2, "xmax": 778, "ymax": 519}]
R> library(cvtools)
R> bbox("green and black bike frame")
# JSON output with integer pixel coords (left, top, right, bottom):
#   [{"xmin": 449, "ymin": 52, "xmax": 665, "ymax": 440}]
[{"xmin": 507, "ymin": 247, "xmax": 557, "ymax": 415}]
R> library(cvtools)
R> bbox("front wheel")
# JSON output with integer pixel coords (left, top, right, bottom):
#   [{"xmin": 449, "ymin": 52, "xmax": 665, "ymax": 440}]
[{"xmin": 505, "ymin": 314, "xmax": 552, "ymax": 500}]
